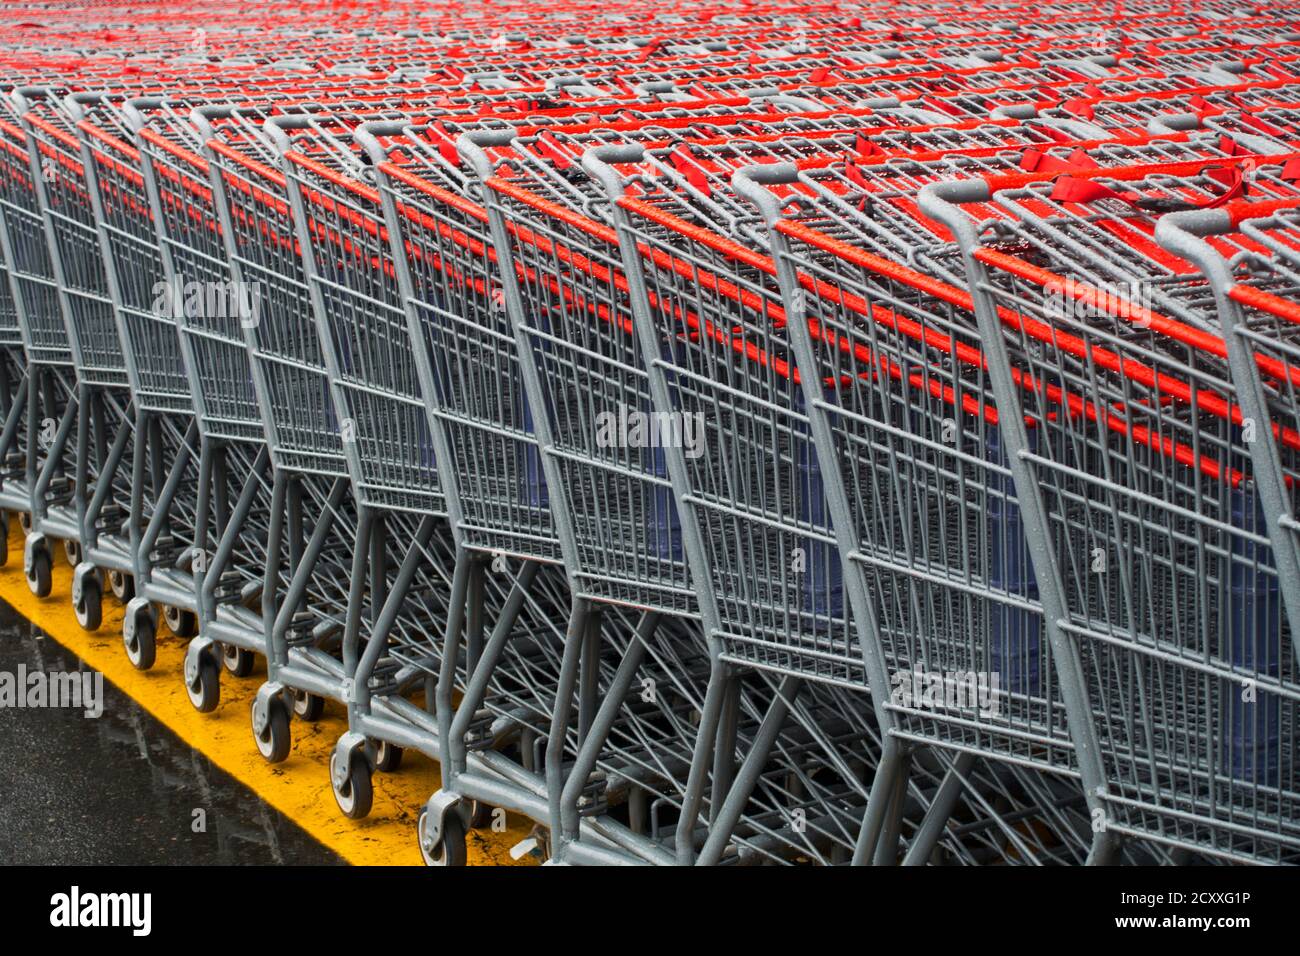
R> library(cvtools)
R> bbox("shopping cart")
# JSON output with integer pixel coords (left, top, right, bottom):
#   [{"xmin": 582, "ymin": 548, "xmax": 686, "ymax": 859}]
[
  {"xmin": 586, "ymin": 134, "xmax": 1094, "ymax": 864},
  {"xmin": 463, "ymin": 120, "xmax": 876, "ymax": 865},
  {"xmin": 1158, "ymin": 198, "xmax": 1300, "ymax": 642},
  {"xmin": 604, "ymin": 125, "xmax": 1273, "ymax": 862},
  {"xmin": 72, "ymin": 88, "xmax": 282, "ymax": 647},
  {"xmin": 137, "ymin": 82, "xmax": 888, "ymax": 712},
  {"xmin": 921, "ymin": 153, "xmax": 1300, "ymax": 862},
  {"xmin": 81, "ymin": 85, "xmax": 364, "ymax": 683},
  {"xmin": 198, "ymin": 103, "xmax": 409, "ymax": 761},
  {"xmin": 0, "ymin": 85, "xmax": 60, "ymax": 565},
  {"xmin": 728, "ymin": 134, "xmax": 1300, "ymax": 862},
  {"xmin": 0, "ymin": 0, "xmax": 1297, "ymax": 870},
  {"xmin": 10, "ymin": 62, "xmax": 290, "ymax": 629},
  {"xmin": 1196, "ymin": 104, "xmax": 1300, "ymax": 153},
  {"xmin": 71, "ymin": 85, "xmax": 298, "ymax": 664},
  {"xmin": 367, "ymin": 103, "xmax": 873, "ymax": 863},
  {"xmin": 120, "ymin": 86, "xmax": 445, "ymax": 695},
  {"xmin": 0, "ymin": 56, "xmax": 243, "ymax": 594},
  {"xmin": 314, "ymin": 102, "xmax": 915, "ymax": 858},
  {"xmin": 276, "ymin": 110, "xmax": 492, "ymax": 830},
  {"xmin": 1043, "ymin": 80, "xmax": 1300, "ymax": 136},
  {"xmin": 13, "ymin": 85, "xmax": 143, "ymax": 616},
  {"xmin": 192, "ymin": 83, "xmax": 754, "ymax": 761},
  {"xmin": 463, "ymin": 119, "xmax": 1103, "ymax": 865},
  {"xmin": 286, "ymin": 109, "xmax": 715, "ymax": 864},
  {"xmin": 199, "ymin": 92, "xmax": 591, "ymax": 772},
  {"xmin": 132, "ymin": 96, "xmax": 281, "ymax": 701}
]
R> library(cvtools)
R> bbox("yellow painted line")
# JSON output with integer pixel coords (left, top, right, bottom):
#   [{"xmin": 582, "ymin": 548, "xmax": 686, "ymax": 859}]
[{"xmin": 0, "ymin": 524, "xmax": 533, "ymax": 866}]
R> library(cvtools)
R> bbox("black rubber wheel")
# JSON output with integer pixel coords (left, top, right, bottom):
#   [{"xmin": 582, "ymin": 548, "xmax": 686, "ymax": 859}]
[
  {"xmin": 420, "ymin": 811, "xmax": 467, "ymax": 867},
  {"xmin": 18, "ymin": 510, "xmax": 31, "ymax": 535},
  {"xmin": 123, "ymin": 608, "xmax": 157, "ymax": 671},
  {"xmin": 74, "ymin": 573, "xmax": 103, "ymax": 631},
  {"xmin": 222, "ymin": 643, "xmax": 256, "ymax": 678},
  {"xmin": 186, "ymin": 652, "xmax": 220, "ymax": 713},
  {"xmin": 25, "ymin": 545, "xmax": 51, "ymax": 598},
  {"xmin": 462, "ymin": 799, "xmax": 493, "ymax": 830},
  {"xmin": 330, "ymin": 751, "xmax": 373, "ymax": 820},
  {"xmin": 251, "ymin": 694, "xmax": 291, "ymax": 763},
  {"xmin": 164, "ymin": 604, "xmax": 199, "ymax": 638},
  {"xmin": 373, "ymin": 739, "xmax": 403, "ymax": 773},
  {"xmin": 108, "ymin": 568, "xmax": 134, "ymax": 602},
  {"xmin": 291, "ymin": 690, "xmax": 325, "ymax": 722},
  {"xmin": 63, "ymin": 538, "xmax": 81, "ymax": 567}
]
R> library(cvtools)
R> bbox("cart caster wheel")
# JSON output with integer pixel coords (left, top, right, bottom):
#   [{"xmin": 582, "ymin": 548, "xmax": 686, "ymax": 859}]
[
  {"xmin": 222, "ymin": 643, "xmax": 255, "ymax": 678},
  {"xmin": 372, "ymin": 738, "xmax": 403, "ymax": 773},
  {"xmin": 419, "ymin": 810, "xmax": 467, "ymax": 867},
  {"xmin": 163, "ymin": 604, "xmax": 198, "ymax": 638},
  {"xmin": 186, "ymin": 650, "xmax": 220, "ymax": 713},
  {"xmin": 0, "ymin": 513, "xmax": 8, "ymax": 565},
  {"xmin": 18, "ymin": 511, "xmax": 31, "ymax": 535},
  {"xmin": 251, "ymin": 693, "xmax": 290, "ymax": 763},
  {"xmin": 25, "ymin": 542, "xmax": 51, "ymax": 597},
  {"xmin": 291, "ymin": 689, "xmax": 325, "ymax": 721},
  {"xmin": 107, "ymin": 568, "xmax": 134, "ymax": 602},
  {"xmin": 462, "ymin": 799, "xmax": 493, "ymax": 830},
  {"xmin": 63, "ymin": 538, "xmax": 81, "ymax": 567},
  {"xmin": 330, "ymin": 751, "xmax": 373, "ymax": 820},
  {"xmin": 123, "ymin": 601, "xmax": 157, "ymax": 671},
  {"xmin": 74, "ymin": 573, "xmax": 102, "ymax": 631}
]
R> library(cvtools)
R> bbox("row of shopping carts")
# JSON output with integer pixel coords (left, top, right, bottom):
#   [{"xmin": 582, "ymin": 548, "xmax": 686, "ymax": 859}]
[{"xmin": 0, "ymin": 0, "xmax": 1298, "ymax": 866}]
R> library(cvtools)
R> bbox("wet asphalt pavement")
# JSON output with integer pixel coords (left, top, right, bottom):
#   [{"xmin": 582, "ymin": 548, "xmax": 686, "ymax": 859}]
[{"xmin": 0, "ymin": 599, "xmax": 341, "ymax": 865}]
